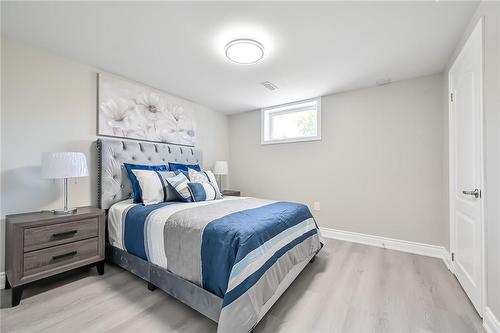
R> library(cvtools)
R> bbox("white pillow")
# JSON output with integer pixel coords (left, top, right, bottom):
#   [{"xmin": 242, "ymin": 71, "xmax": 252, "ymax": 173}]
[
  {"xmin": 188, "ymin": 168, "xmax": 209, "ymax": 183},
  {"xmin": 131, "ymin": 169, "xmax": 175, "ymax": 205}
]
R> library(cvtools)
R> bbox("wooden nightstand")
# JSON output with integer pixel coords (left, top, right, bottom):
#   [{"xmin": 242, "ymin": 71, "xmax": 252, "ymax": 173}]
[
  {"xmin": 222, "ymin": 190, "xmax": 241, "ymax": 197},
  {"xmin": 5, "ymin": 207, "xmax": 105, "ymax": 307}
]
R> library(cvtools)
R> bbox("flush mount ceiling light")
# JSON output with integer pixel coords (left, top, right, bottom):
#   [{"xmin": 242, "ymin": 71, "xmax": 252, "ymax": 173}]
[{"xmin": 225, "ymin": 39, "xmax": 264, "ymax": 64}]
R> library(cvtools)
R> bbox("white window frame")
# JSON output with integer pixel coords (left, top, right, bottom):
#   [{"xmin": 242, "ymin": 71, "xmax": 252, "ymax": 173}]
[{"xmin": 261, "ymin": 97, "xmax": 322, "ymax": 145}]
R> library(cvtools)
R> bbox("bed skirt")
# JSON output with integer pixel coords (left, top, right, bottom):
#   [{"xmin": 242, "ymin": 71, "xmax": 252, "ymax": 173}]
[
  {"xmin": 106, "ymin": 243, "xmax": 223, "ymax": 322},
  {"xmin": 106, "ymin": 243, "xmax": 315, "ymax": 328}
]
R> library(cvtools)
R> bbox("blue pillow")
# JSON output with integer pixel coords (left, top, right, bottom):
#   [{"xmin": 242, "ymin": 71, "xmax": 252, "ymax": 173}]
[
  {"xmin": 124, "ymin": 163, "xmax": 169, "ymax": 203},
  {"xmin": 169, "ymin": 162, "xmax": 201, "ymax": 177}
]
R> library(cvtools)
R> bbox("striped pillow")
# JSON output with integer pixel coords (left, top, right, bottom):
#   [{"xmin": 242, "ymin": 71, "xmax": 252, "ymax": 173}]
[
  {"xmin": 187, "ymin": 182, "xmax": 217, "ymax": 202},
  {"xmin": 188, "ymin": 169, "xmax": 222, "ymax": 199},
  {"xmin": 165, "ymin": 172, "xmax": 192, "ymax": 202},
  {"xmin": 131, "ymin": 170, "xmax": 176, "ymax": 205},
  {"xmin": 204, "ymin": 170, "xmax": 222, "ymax": 199}
]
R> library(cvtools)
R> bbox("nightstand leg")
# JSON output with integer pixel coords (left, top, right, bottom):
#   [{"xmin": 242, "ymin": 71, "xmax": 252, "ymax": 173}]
[
  {"xmin": 11, "ymin": 286, "xmax": 23, "ymax": 307},
  {"xmin": 5, "ymin": 276, "xmax": 11, "ymax": 289},
  {"xmin": 96, "ymin": 261, "xmax": 105, "ymax": 275},
  {"xmin": 147, "ymin": 282, "xmax": 157, "ymax": 291}
]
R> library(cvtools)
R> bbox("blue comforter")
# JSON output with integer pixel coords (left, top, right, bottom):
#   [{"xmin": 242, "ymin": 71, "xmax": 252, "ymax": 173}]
[{"xmin": 120, "ymin": 197, "xmax": 323, "ymax": 332}]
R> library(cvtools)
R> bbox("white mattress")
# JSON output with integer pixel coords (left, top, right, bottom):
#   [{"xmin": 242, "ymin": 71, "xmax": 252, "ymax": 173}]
[{"xmin": 107, "ymin": 198, "xmax": 136, "ymax": 250}]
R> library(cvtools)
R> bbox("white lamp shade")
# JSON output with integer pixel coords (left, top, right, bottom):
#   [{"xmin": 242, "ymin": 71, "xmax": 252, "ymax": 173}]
[
  {"xmin": 213, "ymin": 161, "xmax": 228, "ymax": 175},
  {"xmin": 41, "ymin": 152, "xmax": 89, "ymax": 179}
]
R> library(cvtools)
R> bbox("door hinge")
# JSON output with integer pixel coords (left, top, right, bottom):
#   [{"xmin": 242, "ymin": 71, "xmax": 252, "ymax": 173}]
[
  {"xmin": 451, "ymin": 252, "xmax": 455, "ymax": 261},
  {"xmin": 450, "ymin": 93, "xmax": 454, "ymax": 102}
]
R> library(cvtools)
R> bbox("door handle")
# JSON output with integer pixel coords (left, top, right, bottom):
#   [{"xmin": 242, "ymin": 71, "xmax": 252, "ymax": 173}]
[{"xmin": 462, "ymin": 189, "xmax": 480, "ymax": 198}]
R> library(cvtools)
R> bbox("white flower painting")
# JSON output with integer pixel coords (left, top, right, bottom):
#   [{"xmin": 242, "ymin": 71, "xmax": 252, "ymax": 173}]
[{"xmin": 98, "ymin": 73, "xmax": 197, "ymax": 146}]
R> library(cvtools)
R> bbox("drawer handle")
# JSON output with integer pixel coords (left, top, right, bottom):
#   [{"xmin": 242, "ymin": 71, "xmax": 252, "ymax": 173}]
[
  {"xmin": 52, "ymin": 251, "xmax": 77, "ymax": 261},
  {"xmin": 52, "ymin": 230, "xmax": 78, "ymax": 239}
]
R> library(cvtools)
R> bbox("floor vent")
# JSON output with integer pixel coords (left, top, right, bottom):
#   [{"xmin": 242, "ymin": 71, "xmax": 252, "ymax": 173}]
[{"xmin": 261, "ymin": 81, "xmax": 278, "ymax": 91}]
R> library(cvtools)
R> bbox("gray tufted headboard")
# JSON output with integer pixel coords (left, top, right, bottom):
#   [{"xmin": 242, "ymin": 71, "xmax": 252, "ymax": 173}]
[{"xmin": 97, "ymin": 138, "xmax": 202, "ymax": 209}]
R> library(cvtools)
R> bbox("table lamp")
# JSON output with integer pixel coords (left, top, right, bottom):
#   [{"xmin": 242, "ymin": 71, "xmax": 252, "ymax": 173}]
[
  {"xmin": 213, "ymin": 161, "xmax": 228, "ymax": 190},
  {"xmin": 41, "ymin": 152, "xmax": 88, "ymax": 214}
]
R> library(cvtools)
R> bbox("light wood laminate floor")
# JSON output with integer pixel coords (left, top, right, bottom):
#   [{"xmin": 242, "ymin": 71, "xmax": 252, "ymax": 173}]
[{"xmin": 0, "ymin": 239, "xmax": 483, "ymax": 333}]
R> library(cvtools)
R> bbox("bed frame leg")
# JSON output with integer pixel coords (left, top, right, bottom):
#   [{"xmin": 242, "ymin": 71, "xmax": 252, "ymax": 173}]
[{"xmin": 147, "ymin": 282, "xmax": 157, "ymax": 291}]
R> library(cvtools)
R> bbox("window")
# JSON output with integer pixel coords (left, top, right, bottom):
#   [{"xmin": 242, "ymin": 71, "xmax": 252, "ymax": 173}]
[{"xmin": 261, "ymin": 97, "xmax": 321, "ymax": 144}]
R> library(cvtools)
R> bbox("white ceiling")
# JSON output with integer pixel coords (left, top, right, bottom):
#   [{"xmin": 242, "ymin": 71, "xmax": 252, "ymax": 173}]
[{"xmin": 1, "ymin": 1, "xmax": 478, "ymax": 114}]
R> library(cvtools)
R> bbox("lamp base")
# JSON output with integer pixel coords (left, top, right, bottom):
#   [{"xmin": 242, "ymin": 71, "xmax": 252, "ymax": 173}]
[
  {"xmin": 52, "ymin": 208, "xmax": 78, "ymax": 215},
  {"xmin": 53, "ymin": 178, "xmax": 76, "ymax": 215}
]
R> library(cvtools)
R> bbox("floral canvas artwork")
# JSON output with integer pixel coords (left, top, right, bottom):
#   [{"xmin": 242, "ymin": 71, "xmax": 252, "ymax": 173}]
[{"xmin": 98, "ymin": 73, "xmax": 197, "ymax": 146}]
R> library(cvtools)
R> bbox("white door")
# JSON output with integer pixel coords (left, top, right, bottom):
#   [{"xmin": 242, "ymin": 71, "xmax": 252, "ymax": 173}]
[{"xmin": 449, "ymin": 18, "xmax": 484, "ymax": 316}]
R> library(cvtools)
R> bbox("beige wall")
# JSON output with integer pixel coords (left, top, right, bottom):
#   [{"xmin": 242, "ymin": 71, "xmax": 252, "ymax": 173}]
[
  {"xmin": 447, "ymin": 1, "xmax": 500, "ymax": 321},
  {"xmin": 229, "ymin": 74, "xmax": 447, "ymax": 247},
  {"xmin": 0, "ymin": 37, "xmax": 229, "ymax": 271}
]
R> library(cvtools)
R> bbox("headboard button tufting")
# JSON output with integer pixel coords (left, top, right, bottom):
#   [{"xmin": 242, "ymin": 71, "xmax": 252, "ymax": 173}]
[{"xmin": 98, "ymin": 139, "xmax": 201, "ymax": 210}]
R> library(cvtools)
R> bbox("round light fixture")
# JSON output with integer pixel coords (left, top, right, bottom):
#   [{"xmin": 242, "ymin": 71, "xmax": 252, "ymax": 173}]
[{"xmin": 225, "ymin": 39, "xmax": 264, "ymax": 64}]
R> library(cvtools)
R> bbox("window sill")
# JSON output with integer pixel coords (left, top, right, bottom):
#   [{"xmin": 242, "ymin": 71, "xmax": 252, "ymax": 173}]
[{"xmin": 261, "ymin": 136, "xmax": 321, "ymax": 145}]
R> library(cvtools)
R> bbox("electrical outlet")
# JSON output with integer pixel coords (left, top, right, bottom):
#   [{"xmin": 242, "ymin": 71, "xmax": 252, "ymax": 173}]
[{"xmin": 313, "ymin": 202, "xmax": 321, "ymax": 211}]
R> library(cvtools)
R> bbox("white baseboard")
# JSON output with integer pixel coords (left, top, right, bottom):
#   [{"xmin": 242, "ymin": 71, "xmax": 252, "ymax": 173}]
[
  {"xmin": 0, "ymin": 271, "xmax": 5, "ymax": 290},
  {"xmin": 320, "ymin": 227, "xmax": 451, "ymax": 269},
  {"xmin": 484, "ymin": 307, "xmax": 500, "ymax": 333}
]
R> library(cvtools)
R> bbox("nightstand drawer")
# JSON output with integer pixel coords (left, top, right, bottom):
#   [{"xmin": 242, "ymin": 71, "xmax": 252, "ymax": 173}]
[
  {"xmin": 24, "ymin": 217, "xmax": 99, "ymax": 252},
  {"xmin": 23, "ymin": 238, "xmax": 99, "ymax": 276}
]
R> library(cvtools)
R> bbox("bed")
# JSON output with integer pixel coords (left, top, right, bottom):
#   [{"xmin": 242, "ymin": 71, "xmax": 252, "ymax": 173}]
[{"xmin": 97, "ymin": 138, "xmax": 323, "ymax": 332}]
